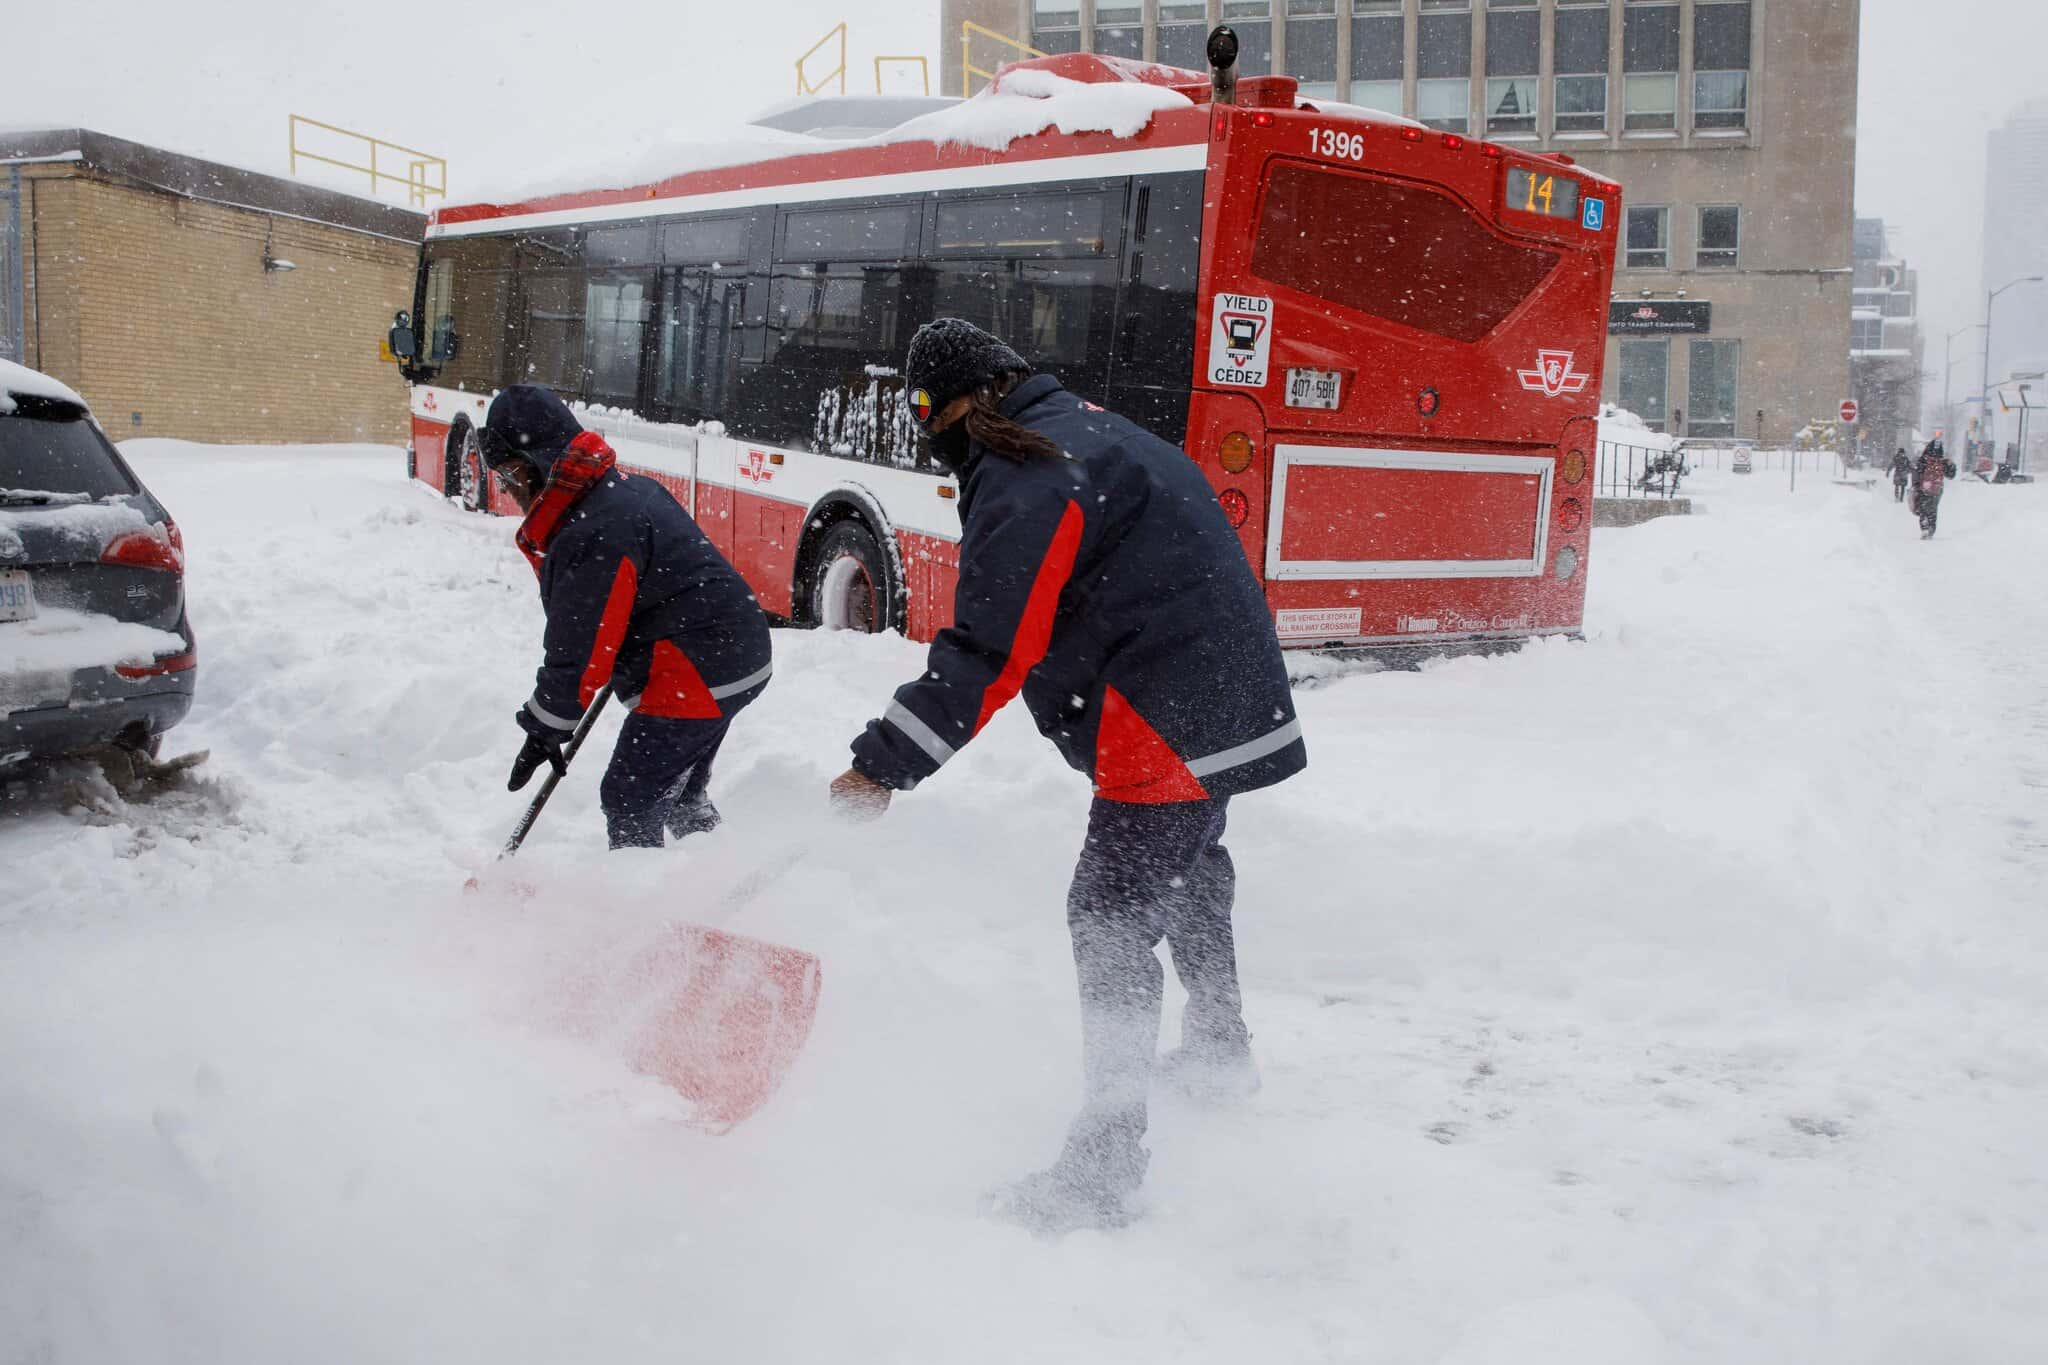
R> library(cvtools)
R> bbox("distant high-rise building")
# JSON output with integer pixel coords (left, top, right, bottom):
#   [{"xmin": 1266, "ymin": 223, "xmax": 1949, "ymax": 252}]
[
  {"xmin": 1979, "ymin": 103, "xmax": 2048, "ymax": 452},
  {"xmin": 1850, "ymin": 216, "xmax": 1922, "ymax": 457}
]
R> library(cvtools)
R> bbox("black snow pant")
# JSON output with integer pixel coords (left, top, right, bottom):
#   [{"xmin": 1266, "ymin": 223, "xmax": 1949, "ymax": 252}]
[
  {"xmin": 1915, "ymin": 491, "xmax": 1943, "ymax": 536},
  {"xmin": 1893, "ymin": 476, "xmax": 1909, "ymax": 502},
  {"xmin": 1064, "ymin": 795, "xmax": 1243, "ymax": 1154},
  {"xmin": 599, "ymin": 685, "xmax": 760, "ymax": 848}
]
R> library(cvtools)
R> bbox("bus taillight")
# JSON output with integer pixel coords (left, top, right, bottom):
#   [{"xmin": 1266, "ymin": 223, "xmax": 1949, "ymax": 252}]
[
  {"xmin": 1557, "ymin": 499, "xmax": 1586, "ymax": 534},
  {"xmin": 1443, "ymin": 134, "xmax": 1466, "ymax": 151},
  {"xmin": 1218, "ymin": 488, "xmax": 1251, "ymax": 527},
  {"xmin": 1219, "ymin": 431, "xmax": 1256, "ymax": 473},
  {"xmin": 1562, "ymin": 448, "xmax": 1588, "ymax": 484}
]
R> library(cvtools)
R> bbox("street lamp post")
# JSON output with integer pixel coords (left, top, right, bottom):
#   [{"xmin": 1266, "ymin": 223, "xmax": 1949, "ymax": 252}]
[
  {"xmin": 1980, "ymin": 275, "xmax": 2044, "ymax": 466},
  {"xmin": 1945, "ymin": 323, "xmax": 1985, "ymax": 444}
]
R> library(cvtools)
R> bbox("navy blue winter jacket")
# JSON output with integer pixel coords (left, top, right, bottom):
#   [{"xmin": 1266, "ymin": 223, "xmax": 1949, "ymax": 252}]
[
  {"xmin": 523, "ymin": 466, "xmax": 771, "ymax": 735},
  {"xmin": 850, "ymin": 374, "xmax": 1305, "ymax": 802}
]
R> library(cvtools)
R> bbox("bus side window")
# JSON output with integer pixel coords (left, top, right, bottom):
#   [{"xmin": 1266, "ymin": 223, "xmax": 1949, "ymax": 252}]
[
  {"xmin": 656, "ymin": 213, "xmax": 761, "ymax": 425},
  {"xmin": 1109, "ymin": 172, "xmax": 1203, "ymax": 444},
  {"xmin": 423, "ymin": 259, "xmax": 456, "ymax": 365},
  {"xmin": 419, "ymin": 236, "xmax": 518, "ymax": 393}
]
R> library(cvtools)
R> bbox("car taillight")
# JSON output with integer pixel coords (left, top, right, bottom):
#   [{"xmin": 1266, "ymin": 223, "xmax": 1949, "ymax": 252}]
[
  {"xmin": 115, "ymin": 649, "xmax": 197, "ymax": 679},
  {"xmin": 1218, "ymin": 488, "xmax": 1251, "ymax": 527},
  {"xmin": 1219, "ymin": 431, "xmax": 1256, "ymax": 474},
  {"xmin": 101, "ymin": 522, "xmax": 184, "ymax": 573}
]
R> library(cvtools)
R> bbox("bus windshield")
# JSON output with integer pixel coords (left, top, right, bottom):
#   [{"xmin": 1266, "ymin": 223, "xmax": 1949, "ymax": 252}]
[{"xmin": 1249, "ymin": 160, "xmax": 1561, "ymax": 344}]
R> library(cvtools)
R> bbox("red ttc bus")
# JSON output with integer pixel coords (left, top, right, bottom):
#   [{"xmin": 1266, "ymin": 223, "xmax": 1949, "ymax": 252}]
[{"xmin": 394, "ymin": 49, "xmax": 1619, "ymax": 651}]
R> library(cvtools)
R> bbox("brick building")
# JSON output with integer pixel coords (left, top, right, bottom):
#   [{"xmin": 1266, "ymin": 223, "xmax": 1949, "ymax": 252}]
[
  {"xmin": 946, "ymin": 0, "xmax": 1859, "ymax": 444},
  {"xmin": 0, "ymin": 130, "xmax": 423, "ymax": 445}
]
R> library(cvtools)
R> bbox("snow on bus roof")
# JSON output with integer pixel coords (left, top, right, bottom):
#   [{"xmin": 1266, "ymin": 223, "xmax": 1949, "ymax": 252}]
[
  {"xmin": 469, "ymin": 60, "xmax": 1197, "ymax": 206},
  {"xmin": 0, "ymin": 358, "xmax": 88, "ymax": 416}
]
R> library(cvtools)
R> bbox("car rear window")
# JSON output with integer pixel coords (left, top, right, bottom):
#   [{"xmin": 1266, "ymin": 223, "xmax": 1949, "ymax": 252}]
[
  {"xmin": 1250, "ymin": 160, "xmax": 1562, "ymax": 345},
  {"xmin": 0, "ymin": 396, "xmax": 138, "ymax": 500}
]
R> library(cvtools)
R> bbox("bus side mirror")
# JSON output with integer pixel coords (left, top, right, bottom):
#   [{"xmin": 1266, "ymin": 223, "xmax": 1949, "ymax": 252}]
[{"xmin": 388, "ymin": 311, "xmax": 417, "ymax": 360}]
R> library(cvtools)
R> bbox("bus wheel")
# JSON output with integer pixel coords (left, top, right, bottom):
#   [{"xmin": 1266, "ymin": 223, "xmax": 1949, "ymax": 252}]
[
  {"xmin": 452, "ymin": 424, "xmax": 487, "ymax": 513},
  {"xmin": 809, "ymin": 521, "xmax": 889, "ymax": 633}
]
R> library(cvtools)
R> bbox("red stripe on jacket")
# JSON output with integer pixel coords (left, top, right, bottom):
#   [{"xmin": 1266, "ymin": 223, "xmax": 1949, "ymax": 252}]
[
  {"xmin": 973, "ymin": 500, "xmax": 1086, "ymax": 737},
  {"xmin": 579, "ymin": 558, "xmax": 638, "ymax": 708}
]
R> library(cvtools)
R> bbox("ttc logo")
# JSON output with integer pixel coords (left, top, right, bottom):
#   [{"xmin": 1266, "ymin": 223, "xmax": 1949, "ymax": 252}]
[
  {"xmin": 739, "ymin": 448, "xmax": 775, "ymax": 484},
  {"xmin": 1516, "ymin": 349, "xmax": 1590, "ymax": 399},
  {"xmin": 421, "ymin": 391, "xmax": 439, "ymax": 413}
]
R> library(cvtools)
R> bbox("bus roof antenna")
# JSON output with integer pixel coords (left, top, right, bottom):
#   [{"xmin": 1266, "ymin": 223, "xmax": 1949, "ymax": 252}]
[{"xmin": 1208, "ymin": 26, "xmax": 1239, "ymax": 106}]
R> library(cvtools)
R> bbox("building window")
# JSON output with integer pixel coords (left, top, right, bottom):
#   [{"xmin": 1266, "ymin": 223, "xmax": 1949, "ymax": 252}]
[
  {"xmin": 1693, "ymin": 71, "xmax": 1749, "ymax": 130},
  {"xmin": 1484, "ymin": 1, "xmax": 1538, "ymax": 134},
  {"xmin": 1625, "ymin": 205, "xmax": 1668, "ymax": 269},
  {"xmin": 1687, "ymin": 338, "xmax": 1739, "ymax": 436},
  {"xmin": 1883, "ymin": 291, "xmax": 1914, "ymax": 319},
  {"xmin": 1031, "ymin": 0, "xmax": 1080, "ymax": 55},
  {"xmin": 1552, "ymin": 0, "xmax": 1610, "ymax": 132},
  {"xmin": 1851, "ymin": 316, "xmax": 1884, "ymax": 351},
  {"xmin": 1697, "ymin": 205, "xmax": 1740, "ymax": 268},
  {"xmin": 1624, "ymin": 74, "xmax": 1676, "ymax": 131},
  {"xmin": 1622, "ymin": 1, "xmax": 1678, "ymax": 130},
  {"xmin": 1350, "ymin": 0, "xmax": 1404, "ymax": 110},
  {"xmin": 1222, "ymin": 0, "xmax": 1274, "ymax": 77},
  {"xmin": 1286, "ymin": 0, "xmax": 1340, "ymax": 100},
  {"xmin": 1693, "ymin": 0, "xmax": 1751, "ymax": 129},
  {"xmin": 1157, "ymin": 2, "xmax": 1209, "ymax": 68},
  {"xmin": 1417, "ymin": 79, "xmax": 1471, "ymax": 132},
  {"xmin": 1095, "ymin": 2, "xmax": 1143, "ymax": 60},
  {"xmin": 1618, "ymin": 338, "xmax": 1669, "ymax": 429}
]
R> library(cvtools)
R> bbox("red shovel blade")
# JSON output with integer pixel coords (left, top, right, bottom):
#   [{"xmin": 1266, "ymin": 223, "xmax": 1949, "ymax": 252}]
[{"xmin": 617, "ymin": 924, "xmax": 822, "ymax": 1132}]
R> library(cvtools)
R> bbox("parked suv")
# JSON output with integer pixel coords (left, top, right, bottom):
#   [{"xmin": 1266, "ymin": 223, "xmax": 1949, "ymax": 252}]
[{"xmin": 1, "ymin": 360, "xmax": 196, "ymax": 768}]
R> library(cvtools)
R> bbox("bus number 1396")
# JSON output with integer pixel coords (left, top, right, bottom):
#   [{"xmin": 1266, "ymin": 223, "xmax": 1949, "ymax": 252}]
[{"xmin": 1311, "ymin": 128, "xmax": 1364, "ymax": 162}]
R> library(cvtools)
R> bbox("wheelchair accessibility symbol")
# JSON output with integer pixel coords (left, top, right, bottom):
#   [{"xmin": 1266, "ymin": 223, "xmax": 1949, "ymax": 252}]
[{"xmin": 1582, "ymin": 197, "xmax": 1607, "ymax": 232}]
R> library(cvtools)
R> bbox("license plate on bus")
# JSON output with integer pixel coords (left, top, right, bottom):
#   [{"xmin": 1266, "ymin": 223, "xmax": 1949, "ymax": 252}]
[
  {"xmin": 1286, "ymin": 368, "xmax": 1343, "ymax": 409},
  {"xmin": 0, "ymin": 570, "xmax": 36, "ymax": 623}
]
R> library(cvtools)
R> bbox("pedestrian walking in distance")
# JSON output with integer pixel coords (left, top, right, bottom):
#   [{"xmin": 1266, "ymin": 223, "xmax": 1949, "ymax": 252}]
[
  {"xmin": 483, "ymin": 385, "xmax": 771, "ymax": 848},
  {"xmin": 828, "ymin": 319, "xmax": 1307, "ymax": 1233},
  {"xmin": 1890, "ymin": 447, "xmax": 1912, "ymax": 503},
  {"xmin": 1911, "ymin": 438, "xmax": 1959, "ymax": 539}
]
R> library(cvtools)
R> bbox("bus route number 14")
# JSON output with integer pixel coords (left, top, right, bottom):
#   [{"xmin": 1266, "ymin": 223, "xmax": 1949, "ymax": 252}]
[{"xmin": 1312, "ymin": 127, "xmax": 1364, "ymax": 162}]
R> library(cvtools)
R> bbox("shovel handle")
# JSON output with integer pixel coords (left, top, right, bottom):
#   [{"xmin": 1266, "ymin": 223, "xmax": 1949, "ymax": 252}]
[{"xmin": 499, "ymin": 686, "xmax": 613, "ymax": 859}]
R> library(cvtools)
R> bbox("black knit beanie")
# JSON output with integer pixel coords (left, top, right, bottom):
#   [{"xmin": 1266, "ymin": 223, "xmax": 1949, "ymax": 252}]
[
  {"xmin": 482, "ymin": 385, "xmax": 583, "ymax": 476},
  {"xmin": 904, "ymin": 319, "xmax": 1030, "ymax": 424}
]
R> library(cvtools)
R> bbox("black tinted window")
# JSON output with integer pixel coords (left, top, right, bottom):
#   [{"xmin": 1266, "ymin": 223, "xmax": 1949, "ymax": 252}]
[
  {"xmin": 935, "ymin": 191, "xmax": 1114, "ymax": 257},
  {"xmin": 664, "ymin": 215, "xmax": 753, "ymax": 266},
  {"xmin": 781, "ymin": 203, "xmax": 919, "ymax": 261},
  {"xmin": 0, "ymin": 401, "xmax": 138, "ymax": 500}
]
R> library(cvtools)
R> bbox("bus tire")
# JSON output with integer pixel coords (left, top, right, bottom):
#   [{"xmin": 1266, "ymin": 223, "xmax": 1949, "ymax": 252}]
[
  {"xmin": 448, "ymin": 421, "xmax": 487, "ymax": 513},
  {"xmin": 807, "ymin": 520, "xmax": 893, "ymax": 634}
]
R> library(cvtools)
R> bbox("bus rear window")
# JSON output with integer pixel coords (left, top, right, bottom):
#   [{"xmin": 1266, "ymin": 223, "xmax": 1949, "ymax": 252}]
[{"xmin": 1250, "ymin": 161, "xmax": 1561, "ymax": 344}]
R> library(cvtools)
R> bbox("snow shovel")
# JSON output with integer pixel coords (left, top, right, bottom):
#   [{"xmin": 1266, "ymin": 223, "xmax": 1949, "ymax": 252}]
[{"xmin": 481, "ymin": 686, "xmax": 823, "ymax": 1132}]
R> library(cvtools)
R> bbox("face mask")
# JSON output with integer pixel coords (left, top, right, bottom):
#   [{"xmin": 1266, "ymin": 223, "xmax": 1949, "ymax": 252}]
[{"xmin": 927, "ymin": 419, "xmax": 972, "ymax": 471}]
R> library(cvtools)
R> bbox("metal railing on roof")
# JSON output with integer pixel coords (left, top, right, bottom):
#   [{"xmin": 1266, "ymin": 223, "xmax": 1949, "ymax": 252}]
[
  {"xmin": 288, "ymin": 116, "xmax": 444, "ymax": 208},
  {"xmin": 798, "ymin": 22, "xmax": 848, "ymax": 96},
  {"xmin": 961, "ymin": 22, "xmax": 1044, "ymax": 97},
  {"xmin": 874, "ymin": 54, "xmax": 931, "ymax": 95}
]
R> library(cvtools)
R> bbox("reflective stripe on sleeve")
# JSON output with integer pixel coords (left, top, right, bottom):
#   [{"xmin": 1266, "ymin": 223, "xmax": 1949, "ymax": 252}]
[
  {"xmin": 1184, "ymin": 717, "xmax": 1303, "ymax": 780},
  {"xmin": 526, "ymin": 696, "xmax": 579, "ymax": 732},
  {"xmin": 882, "ymin": 699, "xmax": 956, "ymax": 768}
]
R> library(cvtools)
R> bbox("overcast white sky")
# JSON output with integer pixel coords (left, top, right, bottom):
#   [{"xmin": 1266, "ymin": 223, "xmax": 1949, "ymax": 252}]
[{"xmin": 4, "ymin": 0, "xmax": 2043, "ymax": 394}]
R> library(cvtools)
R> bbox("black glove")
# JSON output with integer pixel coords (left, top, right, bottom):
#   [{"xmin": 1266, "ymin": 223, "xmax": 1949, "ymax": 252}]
[{"xmin": 508, "ymin": 723, "xmax": 568, "ymax": 792}]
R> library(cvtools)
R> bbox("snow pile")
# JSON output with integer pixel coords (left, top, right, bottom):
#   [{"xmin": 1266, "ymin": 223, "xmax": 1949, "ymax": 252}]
[
  {"xmin": 3, "ymin": 443, "xmax": 2048, "ymax": 1361},
  {"xmin": 0, "ymin": 357, "xmax": 89, "ymax": 414},
  {"xmin": 481, "ymin": 70, "xmax": 1190, "ymax": 204},
  {"xmin": 885, "ymin": 67, "xmax": 1191, "ymax": 153}
]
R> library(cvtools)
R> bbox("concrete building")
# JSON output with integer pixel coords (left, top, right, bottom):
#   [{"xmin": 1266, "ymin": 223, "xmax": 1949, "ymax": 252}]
[
  {"xmin": 945, "ymin": 0, "xmax": 1859, "ymax": 443},
  {"xmin": 1977, "ymin": 102, "xmax": 2048, "ymax": 456},
  {"xmin": 0, "ymin": 130, "xmax": 422, "ymax": 445},
  {"xmin": 1849, "ymin": 215, "xmax": 1921, "ymax": 459}
]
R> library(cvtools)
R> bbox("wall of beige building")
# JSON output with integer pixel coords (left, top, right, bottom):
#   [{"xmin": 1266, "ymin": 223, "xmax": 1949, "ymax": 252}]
[{"xmin": 16, "ymin": 165, "xmax": 415, "ymax": 446}]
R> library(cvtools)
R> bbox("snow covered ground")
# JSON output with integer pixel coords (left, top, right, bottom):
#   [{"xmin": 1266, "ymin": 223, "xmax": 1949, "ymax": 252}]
[{"xmin": 4, "ymin": 445, "xmax": 2045, "ymax": 1363}]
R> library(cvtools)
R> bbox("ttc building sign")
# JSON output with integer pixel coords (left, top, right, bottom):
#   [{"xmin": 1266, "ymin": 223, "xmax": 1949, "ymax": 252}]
[{"xmin": 1608, "ymin": 301, "xmax": 1713, "ymax": 335}]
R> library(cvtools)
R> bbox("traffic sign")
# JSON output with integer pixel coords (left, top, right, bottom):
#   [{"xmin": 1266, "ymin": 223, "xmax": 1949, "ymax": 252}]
[{"xmin": 1840, "ymin": 399, "xmax": 1859, "ymax": 424}]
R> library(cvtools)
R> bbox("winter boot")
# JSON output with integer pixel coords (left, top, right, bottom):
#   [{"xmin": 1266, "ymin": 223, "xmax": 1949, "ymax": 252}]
[
  {"xmin": 1157, "ymin": 1032, "xmax": 1261, "ymax": 1103},
  {"xmin": 984, "ymin": 1112, "xmax": 1149, "ymax": 1235},
  {"xmin": 665, "ymin": 797, "xmax": 722, "ymax": 841}
]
